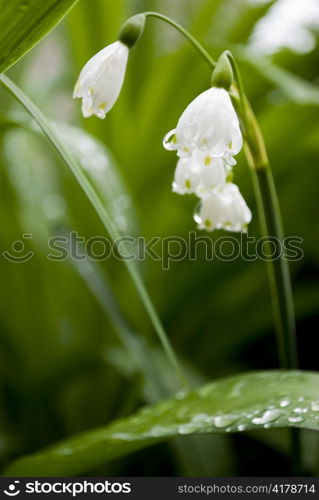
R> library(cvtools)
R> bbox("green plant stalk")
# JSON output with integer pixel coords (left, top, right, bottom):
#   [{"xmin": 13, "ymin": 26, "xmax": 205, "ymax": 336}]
[
  {"xmin": 143, "ymin": 11, "xmax": 215, "ymax": 69},
  {"xmin": 225, "ymin": 51, "xmax": 298, "ymax": 368},
  {"xmin": 0, "ymin": 74, "xmax": 187, "ymax": 390},
  {"xmin": 246, "ymin": 141, "xmax": 301, "ymax": 474},
  {"xmin": 250, "ymin": 166, "xmax": 298, "ymax": 368},
  {"xmin": 225, "ymin": 50, "xmax": 300, "ymax": 471},
  {"xmin": 235, "ymin": 88, "xmax": 300, "ymax": 474},
  {"xmin": 239, "ymin": 102, "xmax": 298, "ymax": 371}
]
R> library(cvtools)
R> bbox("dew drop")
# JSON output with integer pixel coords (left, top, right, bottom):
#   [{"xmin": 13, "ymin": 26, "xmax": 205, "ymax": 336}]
[
  {"xmin": 237, "ymin": 424, "xmax": 247, "ymax": 432},
  {"xmin": 192, "ymin": 413, "xmax": 214, "ymax": 424},
  {"xmin": 294, "ymin": 407, "xmax": 308, "ymax": 414},
  {"xmin": 279, "ymin": 398, "xmax": 291, "ymax": 408},
  {"xmin": 214, "ymin": 414, "xmax": 239, "ymax": 429},
  {"xmin": 288, "ymin": 416, "xmax": 304, "ymax": 423},
  {"xmin": 163, "ymin": 129, "xmax": 177, "ymax": 151},
  {"xmin": 178, "ymin": 423, "xmax": 200, "ymax": 435},
  {"xmin": 149, "ymin": 426, "xmax": 169, "ymax": 438},
  {"xmin": 311, "ymin": 401, "xmax": 319, "ymax": 412},
  {"xmin": 193, "ymin": 200, "xmax": 202, "ymax": 225},
  {"xmin": 252, "ymin": 409, "xmax": 282, "ymax": 425}
]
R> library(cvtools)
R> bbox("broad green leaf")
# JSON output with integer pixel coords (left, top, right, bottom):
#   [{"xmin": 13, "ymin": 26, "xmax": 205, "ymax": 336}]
[
  {"xmin": 3, "ymin": 371, "xmax": 319, "ymax": 477},
  {"xmin": 0, "ymin": 0, "xmax": 78, "ymax": 73}
]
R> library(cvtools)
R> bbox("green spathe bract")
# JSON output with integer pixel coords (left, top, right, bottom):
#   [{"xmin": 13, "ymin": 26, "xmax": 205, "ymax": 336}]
[
  {"xmin": 211, "ymin": 52, "xmax": 234, "ymax": 90},
  {"xmin": 119, "ymin": 14, "xmax": 146, "ymax": 48}
]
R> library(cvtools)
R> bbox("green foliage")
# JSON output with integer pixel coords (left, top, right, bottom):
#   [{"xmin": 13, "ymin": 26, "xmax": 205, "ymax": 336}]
[
  {"xmin": 0, "ymin": 0, "xmax": 79, "ymax": 72},
  {"xmin": 0, "ymin": 0, "xmax": 318, "ymax": 477},
  {"xmin": 4, "ymin": 371, "xmax": 319, "ymax": 476}
]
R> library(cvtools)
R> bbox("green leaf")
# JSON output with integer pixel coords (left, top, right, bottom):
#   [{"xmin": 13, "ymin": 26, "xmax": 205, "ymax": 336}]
[
  {"xmin": 0, "ymin": 0, "xmax": 78, "ymax": 73},
  {"xmin": 3, "ymin": 370, "xmax": 319, "ymax": 477}
]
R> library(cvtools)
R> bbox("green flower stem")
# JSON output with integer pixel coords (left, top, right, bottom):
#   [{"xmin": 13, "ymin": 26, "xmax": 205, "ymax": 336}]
[
  {"xmin": 0, "ymin": 74, "xmax": 187, "ymax": 391},
  {"xmin": 247, "ymin": 131, "xmax": 301, "ymax": 475},
  {"xmin": 224, "ymin": 53, "xmax": 300, "ymax": 472},
  {"xmin": 250, "ymin": 165, "xmax": 298, "ymax": 368},
  {"xmin": 226, "ymin": 60, "xmax": 298, "ymax": 370},
  {"xmin": 143, "ymin": 11, "xmax": 216, "ymax": 69}
]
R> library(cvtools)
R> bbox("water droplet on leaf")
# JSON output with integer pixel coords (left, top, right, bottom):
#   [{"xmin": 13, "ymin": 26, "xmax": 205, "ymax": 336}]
[
  {"xmin": 252, "ymin": 409, "xmax": 282, "ymax": 425},
  {"xmin": 214, "ymin": 414, "xmax": 239, "ymax": 428}
]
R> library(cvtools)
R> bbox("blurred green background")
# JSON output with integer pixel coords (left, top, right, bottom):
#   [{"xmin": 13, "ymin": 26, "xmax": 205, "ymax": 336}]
[{"xmin": 0, "ymin": 0, "xmax": 318, "ymax": 476}]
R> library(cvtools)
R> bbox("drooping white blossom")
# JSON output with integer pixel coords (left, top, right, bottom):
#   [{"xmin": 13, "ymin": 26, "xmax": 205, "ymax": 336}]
[
  {"xmin": 194, "ymin": 183, "xmax": 252, "ymax": 232},
  {"xmin": 73, "ymin": 41, "xmax": 129, "ymax": 119},
  {"xmin": 163, "ymin": 87, "xmax": 243, "ymax": 158},
  {"xmin": 173, "ymin": 151, "xmax": 231, "ymax": 195},
  {"xmin": 172, "ymin": 157, "xmax": 201, "ymax": 195}
]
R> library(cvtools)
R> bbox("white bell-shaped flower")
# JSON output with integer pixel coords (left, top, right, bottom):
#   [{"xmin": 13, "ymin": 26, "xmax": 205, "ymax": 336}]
[
  {"xmin": 163, "ymin": 87, "xmax": 242, "ymax": 157},
  {"xmin": 172, "ymin": 157, "xmax": 201, "ymax": 195},
  {"xmin": 196, "ymin": 153, "xmax": 232, "ymax": 193},
  {"xmin": 173, "ymin": 151, "xmax": 231, "ymax": 195},
  {"xmin": 73, "ymin": 41, "xmax": 129, "ymax": 119},
  {"xmin": 194, "ymin": 183, "xmax": 252, "ymax": 232}
]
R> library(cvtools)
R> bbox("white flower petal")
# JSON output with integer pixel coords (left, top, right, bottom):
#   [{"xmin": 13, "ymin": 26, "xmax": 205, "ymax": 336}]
[
  {"xmin": 172, "ymin": 151, "xmax": 230, "ymax": 195},
  {"xmin": 195, "ymin": 183, "xmax": 252, "ymax": 232},
  {"xmin": 197, "ymin": 156, "xmax": 228, "ymax": 192},
  {"xmin": 73, "ymin": 41, "xmax": 129, "ymax": 119},
  {"xmin": 164, "ymin": 87, "xmax": 243, "ymax": 158},
  {"xmin": 172, "ymin": 157, "xmax": 201, "ymax": 194}
]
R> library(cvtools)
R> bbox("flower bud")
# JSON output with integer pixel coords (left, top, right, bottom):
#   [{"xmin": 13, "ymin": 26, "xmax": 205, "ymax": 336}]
[
  {"xmin": 119, "ymin": 14, "xmax": 146, "ymax": 48},
  {"xmin": 211, "ymin": 53, "xmax": 233, "ymax": 90}
]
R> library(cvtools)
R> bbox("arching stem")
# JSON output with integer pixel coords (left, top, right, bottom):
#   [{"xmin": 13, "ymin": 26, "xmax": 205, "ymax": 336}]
[{"xmin": 143, "ymin": 11, "xmax": 216, "ymax": 69}]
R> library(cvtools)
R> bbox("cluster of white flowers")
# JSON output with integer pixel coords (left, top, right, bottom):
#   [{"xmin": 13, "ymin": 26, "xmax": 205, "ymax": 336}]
[
  {"xmin": 73, "ymin": 36, "xmax": 252, "ymax": 233},
  {"xmin": 163, "ymin": 87, "xmax": 252, "ymax": 232}
]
